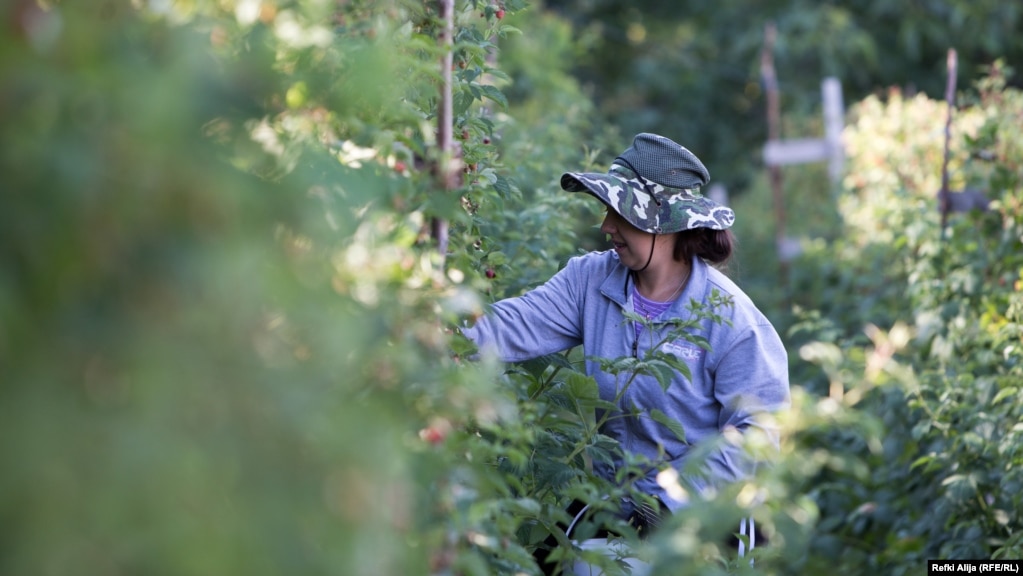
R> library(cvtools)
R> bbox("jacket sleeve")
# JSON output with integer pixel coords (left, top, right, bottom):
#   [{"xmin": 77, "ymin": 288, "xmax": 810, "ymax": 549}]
[
  {"xmin": 665, "ymin": 322, "xmax": 790, "ymax": 506},
  {"xmin": 462, "ymin": 257, "xmax": 587, "ymax": 363},
  {"xmin": 460, "ymin": 255, "xmax": 589, "ymax": 360}
]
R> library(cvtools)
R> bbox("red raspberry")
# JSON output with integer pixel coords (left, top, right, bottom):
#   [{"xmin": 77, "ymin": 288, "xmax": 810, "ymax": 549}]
[{"xmin": 420, "ymin": 426, "xmax": 445, "ymax": 445}]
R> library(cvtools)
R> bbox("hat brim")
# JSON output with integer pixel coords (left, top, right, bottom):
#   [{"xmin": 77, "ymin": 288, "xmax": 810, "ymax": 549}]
[{"xmin": 560, "ymin": 170, "xmax": 735, "ymax": 233}]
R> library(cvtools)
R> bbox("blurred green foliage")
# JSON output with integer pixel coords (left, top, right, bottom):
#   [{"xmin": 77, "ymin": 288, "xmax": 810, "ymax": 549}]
[
  {"xmin": 3, "ymin": 1, "xmax": 1022, "ymax": 575},
  {"xmin": 774, "ymin": 63, "xmax": 1023, "ymax": 572},
  {"xmin": 0, "ymin": 1, "xmax": 491, "ymax": 574},
  {"xmin": 540, "ymin": 0, "xmax": 1023, "ymax": 193}
]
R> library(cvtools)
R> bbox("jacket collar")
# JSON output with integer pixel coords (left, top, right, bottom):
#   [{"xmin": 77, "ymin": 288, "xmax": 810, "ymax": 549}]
[
  {"xmin": 599, "ymin": 253, "xmax": 633, "ymax": 308},
  {"xmin": 600, "ymin": 253, "xmax": 708, "ymax": 312}
]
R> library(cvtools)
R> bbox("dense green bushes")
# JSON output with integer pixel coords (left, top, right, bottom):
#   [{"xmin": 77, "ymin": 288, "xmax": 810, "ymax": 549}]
[
  {"xmin": 1, "ymin": 2, "xmax": 482, "ymax": 574},
  {"xmin": 2, "ymin": 1, "xmax": 1020, "ymax": 575},
  {"xmin": 774, "ymin": 63, "xmax": 1023, "ymax": 572}
]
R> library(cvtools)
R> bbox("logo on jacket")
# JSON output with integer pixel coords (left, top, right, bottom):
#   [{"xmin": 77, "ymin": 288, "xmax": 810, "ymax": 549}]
[{"xmin": 660, "ymin": 340, "xmax": 702, "ymax": 362}]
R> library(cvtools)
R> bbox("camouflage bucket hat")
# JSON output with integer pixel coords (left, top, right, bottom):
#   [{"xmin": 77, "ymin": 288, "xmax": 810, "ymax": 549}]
[{"xmin": 560, "ymin": 133, "xmax": 735, "ymax": 233}]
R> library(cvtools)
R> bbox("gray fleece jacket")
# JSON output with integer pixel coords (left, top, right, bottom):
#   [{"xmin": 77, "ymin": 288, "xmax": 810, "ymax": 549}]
[{"xmin": 463, "ymin": 250, "xmax": 790, "ymax": 511}]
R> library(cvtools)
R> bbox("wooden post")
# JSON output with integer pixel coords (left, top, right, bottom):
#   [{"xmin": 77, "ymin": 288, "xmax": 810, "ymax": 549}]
[
  {"xmin": 939, "ymin": 48, "xmax": 958, "ymax": 233},
  {"xmin": 761, "ymin": 77, "xmax": 844, "ymax": 184},
  {"xmin": 760, "ymin": 22, "xmax": 789, "ymax": 297},
  {"xmin": 822, "ymin": 77, "xmax": 844, "ymax": 184},
  {"xmin": 432, "ymin": 0, "xmax": 456, "ymax": 260}
]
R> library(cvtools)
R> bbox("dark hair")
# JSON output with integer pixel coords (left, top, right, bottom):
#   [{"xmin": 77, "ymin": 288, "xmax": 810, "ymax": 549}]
[{"xmin": 673, "ymin": 228, "xmax": 735, "ymax": 266}]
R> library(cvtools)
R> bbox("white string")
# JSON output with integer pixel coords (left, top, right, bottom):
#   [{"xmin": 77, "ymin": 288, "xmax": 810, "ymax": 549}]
[
  {"xmin": 749, "ymin": 517, "xmax": 756, "ymax": 552},
  {"xmin": 738, "ymin": 517, "xmax": 756, "ymax": 567},
  {"xmin": 565, "ymin": 504, "xmax": 591, "ymax": 539},
  {"xmin": 738, "ymin": 518, "xmax": 747, "ymax": 557}
]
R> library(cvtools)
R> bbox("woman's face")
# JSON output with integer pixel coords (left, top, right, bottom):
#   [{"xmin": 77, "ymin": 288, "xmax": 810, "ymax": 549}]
[{"xmin": 600, "ymin": 207, "xmax": 656, "ymax": 270}]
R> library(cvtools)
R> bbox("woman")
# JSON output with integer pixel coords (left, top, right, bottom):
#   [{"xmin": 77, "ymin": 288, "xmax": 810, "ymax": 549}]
[{"xmin": 463, "ymin": 133, "xmax": 790, "ymax": 569}]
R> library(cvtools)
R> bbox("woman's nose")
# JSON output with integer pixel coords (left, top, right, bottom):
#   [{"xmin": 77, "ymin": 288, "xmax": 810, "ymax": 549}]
[{"xmin": 600, "ymin": 212, "xmax": 616, "ymax": 234}]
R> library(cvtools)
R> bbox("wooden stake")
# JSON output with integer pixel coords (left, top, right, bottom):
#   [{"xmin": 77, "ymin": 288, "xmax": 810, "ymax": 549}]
[
  {"xmin": 939, "ymin": 48, "xmax": 958, "ymax": 234},
  {"xmin": 760, "ymin": 22, "xmax": 789, "ymax": 299},
  {"xmin": 433, "ymin": 0, "xmax": 456, "ymax": 260}
]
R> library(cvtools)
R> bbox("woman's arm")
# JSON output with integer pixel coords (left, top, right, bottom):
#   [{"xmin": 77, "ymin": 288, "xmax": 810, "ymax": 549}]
[{"xmin": 463, "ymin": 257, "xmax": 588, "ymax": 362}]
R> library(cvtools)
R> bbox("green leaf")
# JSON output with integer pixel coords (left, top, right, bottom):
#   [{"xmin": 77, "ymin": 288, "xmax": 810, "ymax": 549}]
[
  {"xmin": 992, "ymin": 386, "xmax": 1019, "ymax": 404},
  {"xmin": 592, "ymin": 399, "xmax": 620, "ymax": 411},
  {"xmin": 649, "ymin": 409, "xmax": 686, "ymax": 443},
  {"xmin": 940, "ymin": 473, "xmax": 967, "ymax": 487},
  {"xmin": 493, "ymin": 172, "xmax": 514, "ymax": 196},
  {"xmin": 910, "ymin": 454, "xmax": 935, "ymax": 471},
  {"xmin": 911, "ymin": 420, "xmax": 931, "ymax": 440},
  {"xmin": 585, "ymin": 442, "xmax": 618, "ymax": 467},
  {"xmin": 608, "ymin": 356, "xmax": 639, "ymax": 373},
  {"xmin": 486, "ymin": 251, "xmax": 508, "ymax": 266},
  {"xmin": 481, "ymin": 85, "xmax": 508, "ymax": 108},
  {"xmin": 646, "ymin": 360, "xmax": 676, "ymax": 391},
  {"xmin": 454, "ymin": 90, "xmax": 474, "ymax": 116},
  {"xmin": 497, "ymin": 25, "xmax": 523, "ymax": 37},
  {"xmin": 486, "ymin": 68, "xmax": 511, "ymax": 82},
  {"xmin": 515, "ymin": 352, "xmax": 573, "ymax": 380},
  {"xmin": 450, "ymin": 332, "xmax": 479, "ymax": 356},
  {"xmin": 650, "ymin": 350, "xmax": 692, "ymax": 380},
  {"xmin": 505, "ymin": 497, "xmax": 542, "ymax": 516},
  {"xmin": 566, "ymin": 371, "xmax": 599, "ymax": 400}
]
